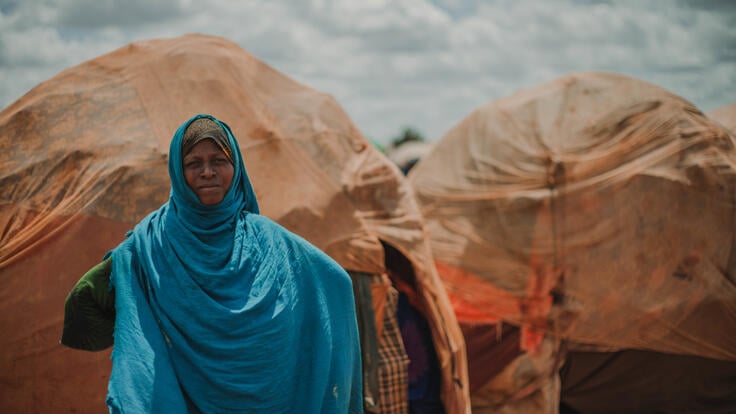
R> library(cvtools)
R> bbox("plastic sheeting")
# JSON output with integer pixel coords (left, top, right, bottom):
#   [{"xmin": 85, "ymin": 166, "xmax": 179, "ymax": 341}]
[
  {"xmin": 710, "ymin": 103, "xmax": 736, "ymax": 133},
  {"xmin": 0, "ymin": 34, "xmax": 469, "ymax": 414},
  {"xmin": 409, "ymin": 72, "xmax": 736, "ymax": 412}
]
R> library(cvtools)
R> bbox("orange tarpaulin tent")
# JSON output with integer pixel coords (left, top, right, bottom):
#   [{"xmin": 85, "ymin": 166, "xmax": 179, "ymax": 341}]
[
  {"xmin": 0, "ymin": 34, "xmax": 469, "ymax": 413},
  {"xmin": 409, "ymin": 72, "xmax": 736, "ymax": 413}
]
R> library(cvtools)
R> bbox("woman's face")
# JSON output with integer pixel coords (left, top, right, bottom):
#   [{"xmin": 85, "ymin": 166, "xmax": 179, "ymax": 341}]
[{"xmin": 183, "ymin": 139, "xmax": 234, "ymax": 205}]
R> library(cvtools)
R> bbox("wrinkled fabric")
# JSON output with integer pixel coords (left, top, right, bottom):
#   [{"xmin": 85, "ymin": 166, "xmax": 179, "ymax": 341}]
[{"xmin": 107, "ymin": 114, "xmax": 363, "ymax": 413}]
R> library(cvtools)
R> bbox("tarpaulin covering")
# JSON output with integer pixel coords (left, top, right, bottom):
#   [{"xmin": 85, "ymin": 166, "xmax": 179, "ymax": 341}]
[
  {"xmin": 409, "ymin": 71, "xmax": 736, "ymax": 412},
  {"xmin": 0, "ymin": 34, "xmax": 468, "ymax": 413},
  {"xmin": 710, "ymin": 102, "xmax": 736, "ymax": 133}
]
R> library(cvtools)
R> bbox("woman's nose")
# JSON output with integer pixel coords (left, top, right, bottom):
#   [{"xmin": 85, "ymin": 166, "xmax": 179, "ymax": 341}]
[{"xmin": 201, "ymin": 163, "xmax": 216, "ymax": 176}]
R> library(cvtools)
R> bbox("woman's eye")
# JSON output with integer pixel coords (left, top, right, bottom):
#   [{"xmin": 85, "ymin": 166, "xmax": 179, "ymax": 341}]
[{"xmin": 185, "ymin": 161, "xmax": 201, "ymax": 169}]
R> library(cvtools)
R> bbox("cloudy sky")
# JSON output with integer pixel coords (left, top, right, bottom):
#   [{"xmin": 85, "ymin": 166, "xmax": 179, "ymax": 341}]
[{"xmin": 1, "ymin": 0, "xmax": 734, "ymax": 144}]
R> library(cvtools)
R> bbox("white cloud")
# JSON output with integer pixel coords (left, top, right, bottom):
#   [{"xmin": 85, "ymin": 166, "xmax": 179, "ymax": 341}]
[
  {"xmin": 0, "ymin": 0, "xmax": 734, "ymax": 143},
  {"xmin": 57, "ymin": 0, "xmax": 192, "ymax": 27}
]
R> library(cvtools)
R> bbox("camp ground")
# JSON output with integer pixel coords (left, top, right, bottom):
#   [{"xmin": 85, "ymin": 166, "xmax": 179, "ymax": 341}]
[
  {"xmin": 408, "ymin": 72, "xmax": 736, "ymax": 413},
  {"xmin": 0, "ymin": 34, "xmax": 469, "ymax": 414}
]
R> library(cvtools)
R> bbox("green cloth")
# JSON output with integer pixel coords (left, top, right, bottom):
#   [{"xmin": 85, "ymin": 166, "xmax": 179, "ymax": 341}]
[{"xmin": 61, "ymin": 258, "xmax": 115, "ymax": 351}]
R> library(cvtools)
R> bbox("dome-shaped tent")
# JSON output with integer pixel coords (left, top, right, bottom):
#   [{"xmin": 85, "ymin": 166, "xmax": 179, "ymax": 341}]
[
  {"xmin": 409, "ymin": 72, "xmax": 736, "ymax": 413},
  {"xmin": 0, "ymin": 34, "xmax": 469, "ymax": 413}
]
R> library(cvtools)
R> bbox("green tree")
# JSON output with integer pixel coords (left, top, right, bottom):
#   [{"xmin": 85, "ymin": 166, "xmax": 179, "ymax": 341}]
[{"xmin": 391, "ymin": 127, "xmax": 425, "ymax": 148}]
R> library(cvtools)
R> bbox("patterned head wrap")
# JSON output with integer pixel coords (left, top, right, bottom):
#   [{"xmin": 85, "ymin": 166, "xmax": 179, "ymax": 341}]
[{"xmin": 182, "ymin": 117, "xmax": 234, "ymax": 163}]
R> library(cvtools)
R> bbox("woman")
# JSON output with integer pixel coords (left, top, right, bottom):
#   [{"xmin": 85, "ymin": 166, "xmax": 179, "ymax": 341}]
[{"xmin": 61, "ymin": 114, "xmax": 363, "ymax": 413}]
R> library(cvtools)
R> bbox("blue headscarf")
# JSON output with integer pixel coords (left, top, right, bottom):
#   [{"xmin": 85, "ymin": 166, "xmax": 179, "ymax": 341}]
[{"xmin": 107, "ymin": 114, "xmax": 363, "ymax": 413}]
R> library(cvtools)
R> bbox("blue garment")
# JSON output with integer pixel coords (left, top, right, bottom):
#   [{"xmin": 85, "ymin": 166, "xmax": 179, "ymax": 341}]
[
  {"xmin": 396, "ymin": 293, "xmax": 444, "ymax": 414},
  {"xmin": 107, "ymin": 114, "xmax": 363, "ymax": 413}
]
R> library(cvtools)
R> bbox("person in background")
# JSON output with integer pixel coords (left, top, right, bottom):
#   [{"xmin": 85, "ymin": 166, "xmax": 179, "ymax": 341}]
[{"xmin": 61, "ymin": 114, "xmax": 363, "ymax": 413}]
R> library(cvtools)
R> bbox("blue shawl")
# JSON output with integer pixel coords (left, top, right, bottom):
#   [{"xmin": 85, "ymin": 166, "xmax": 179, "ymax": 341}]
[{"xmin": 107, "ymin": 114, "xmax": 363, "ymax": 413}]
